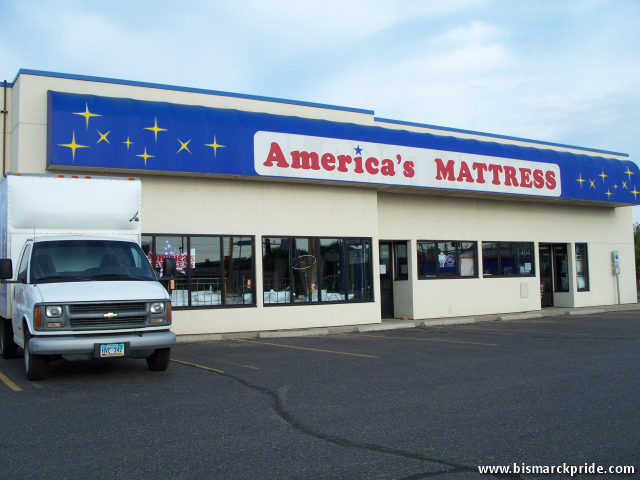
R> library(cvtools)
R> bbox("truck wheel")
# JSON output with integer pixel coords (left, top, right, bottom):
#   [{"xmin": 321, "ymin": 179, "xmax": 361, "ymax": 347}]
[
  {"xmin": 24, "ymin": 329, "xmax": 46, "ymax": 381},
  {"xmin": 146, "ymin": 348, "xmax": 171, "ymax": 371},
  {"xmin": 1, "ymin": 318, "xmax": 18, "ymax": 359}
]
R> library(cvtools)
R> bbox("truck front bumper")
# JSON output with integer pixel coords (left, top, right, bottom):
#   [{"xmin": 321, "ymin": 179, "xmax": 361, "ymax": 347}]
[{"xmin": 28, "ymin": 331, "xmax": 176, "ymax": 355}]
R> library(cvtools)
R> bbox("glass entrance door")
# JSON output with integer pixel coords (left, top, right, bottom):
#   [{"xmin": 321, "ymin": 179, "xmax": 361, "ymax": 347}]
[
  {"xmin": 379, "ymin": 242, "xmax": 394, "ymax": 318},
  {"xmin": 539, "ymin": 244, "xmax": 553, "ymax": 307}
]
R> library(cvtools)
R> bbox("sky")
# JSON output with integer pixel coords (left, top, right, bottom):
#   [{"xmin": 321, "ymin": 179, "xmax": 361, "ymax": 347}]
[{"xmin": 1, "ymin": 0, "xmax": 639, "ymax": 219}]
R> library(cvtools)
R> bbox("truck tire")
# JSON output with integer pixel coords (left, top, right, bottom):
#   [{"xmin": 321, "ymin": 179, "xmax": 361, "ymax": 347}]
[
  {"xmin": 146, "ymin": 348, "xmax": 171, "ymax": 371},
  {"xmin": 24, "ymin": 328, "xmax": 46, "ymax": 381},
  {"xmin": 1, "ymin": 318, "xmax": 18, "ymax": 359}
]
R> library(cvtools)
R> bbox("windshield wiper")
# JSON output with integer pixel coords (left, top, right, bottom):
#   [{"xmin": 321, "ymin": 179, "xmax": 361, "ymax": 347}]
[{"xmin": 91, "ymin": 273, "xmax": 147, "ymax": 281}]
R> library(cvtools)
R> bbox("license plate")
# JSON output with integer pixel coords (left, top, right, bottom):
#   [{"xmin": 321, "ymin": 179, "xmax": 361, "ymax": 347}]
[{"xmin": 100, "ymin": 343, "xmax": 125, "ymax": 357}]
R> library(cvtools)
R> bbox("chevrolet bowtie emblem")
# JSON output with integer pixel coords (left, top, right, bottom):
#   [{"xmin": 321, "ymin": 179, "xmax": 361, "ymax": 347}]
[{"xmin": 103, "ymin": 313, "xmax": 118, "ymax": 318}]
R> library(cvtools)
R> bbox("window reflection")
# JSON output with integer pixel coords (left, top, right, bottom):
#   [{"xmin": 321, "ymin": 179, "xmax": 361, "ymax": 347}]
[
  {"xmin": 320, "ymin": 239, "xmax": 344, "ymax": 301},
  {"xmin": 417, "ymin": 241, "xmax": 477, "ymax": 278},
  {"xmin": 263, "ymin": 237, "xmax": 372, "ymax": 305},
  {"xmin": 262, "ymin": 237, "xmax": 291, "ymax": 304},
  {"xmin": 143, "ymin": 234, "xmax": 255, "ymax": 309}
]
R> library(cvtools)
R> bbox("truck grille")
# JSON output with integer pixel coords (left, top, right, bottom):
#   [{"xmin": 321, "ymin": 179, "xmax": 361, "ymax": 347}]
[
  {"xmin": 69, "ymin": 316, "xmax": 147, "ymax": 327},
  {"xmin": 69, "ymin": 303, "xmax": 147, "ymax": 314}
]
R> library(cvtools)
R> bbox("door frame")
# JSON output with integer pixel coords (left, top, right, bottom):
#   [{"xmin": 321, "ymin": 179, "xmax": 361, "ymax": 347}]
[
  {"xmin": 538, "ymin": 243, "xmax": 554, "ymax": 307},
  {"xmin": 379, "ymin": 241, "xmax": 394, "ymax": 319}
]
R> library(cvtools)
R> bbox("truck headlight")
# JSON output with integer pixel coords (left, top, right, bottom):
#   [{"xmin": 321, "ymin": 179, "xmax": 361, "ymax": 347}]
[
  {"xmin": 45, "ymin": 305, "xmax": 63, "ymax": 318},
  {"xmin": 150, "ymin": 302, "xmax": 165, "ymax": 314}
]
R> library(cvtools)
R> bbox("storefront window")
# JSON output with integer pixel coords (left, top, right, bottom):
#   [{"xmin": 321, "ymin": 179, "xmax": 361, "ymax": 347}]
[
  {"xmin": 319, "ymin": 239, "xmax": 344, "ymax": 301},
  {"xmin": 293, "ymin": 238, "xmax": 319, "ymax": 303},
  {"xmin": 224, "ymin": 237, "xmax": 254, "ymax": 305},
  {"xmin": 263, "ymin": 237, "xmax": 372, "ymax": 305},
  {"xmin": 482, "ymin": 242, "xmax": 534, "ymax": 277},
  {"xmin": 143, "ymin": 234, "xmax": 255, "ymax": 309},
  {"xmin": 191, "ymin": 237, "xmax": 222, "ymax": 306},
  {"xmin": 417, "ymin": 242, "xmax": 437, "ymax": 277},
  {"xmin": 481, "ymin": 242, "xmax": 499, "ymax": 276},
  {"xmin": 156, "ymin": 235, "xmax": 189, "ymax": 306},
  {"xmin": 347, "ymin": 239, "xmax": 373, "ymax": 300},
  {"xmin": 517, "ymin": 243, "xmax": 534, "ymax": 275},
  {"xmin": 575, "ymin": 243, "xmax": 589, "ymax": 291},
  {"xmin": 417, "ymin": 241, "xmax": 477, "ymax": 279}
]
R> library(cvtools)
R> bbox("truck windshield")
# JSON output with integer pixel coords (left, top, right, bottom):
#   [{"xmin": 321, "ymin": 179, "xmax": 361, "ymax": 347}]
[{"xmin": 30, "ymin": 240, "xmax": 157, "ymax": 284}]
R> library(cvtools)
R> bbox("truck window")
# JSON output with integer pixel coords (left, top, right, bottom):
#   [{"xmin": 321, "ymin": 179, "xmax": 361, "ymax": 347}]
[
  {"xmin": 30, "ymin": 240, "xmax": 156, "ymax": 283},
  {"xmin": 17, "ymin": 244, "xmax": 32, "ymax": 282}
]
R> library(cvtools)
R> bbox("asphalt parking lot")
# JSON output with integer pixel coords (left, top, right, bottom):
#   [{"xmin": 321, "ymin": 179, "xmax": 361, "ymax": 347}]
[{"xmin": 1, "ymin": 311, "xmax": 639, "ymax": 480}]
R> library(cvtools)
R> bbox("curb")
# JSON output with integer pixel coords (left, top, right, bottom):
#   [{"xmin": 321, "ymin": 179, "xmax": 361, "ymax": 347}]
[
  {"xmin": 177, "ymin": 333, "xmax": 223, "ymax": 343},
  {"xmin": 496, "ymin": 313, "xmax": 543, "ymax": 321},
  {"xmin": 419, "ymin": 318, "xmax": 475, "ymax": 327},
  {"xmin": 258, "ymin": 329, "xmax": 329, "ymax": 339},
  {"xmin": 354, "ymin": 323, "xmax": 415, "ymax": 333},
  {"xmin": 564, "ymin": 309, "xmax": 605, "ymax": 316}
]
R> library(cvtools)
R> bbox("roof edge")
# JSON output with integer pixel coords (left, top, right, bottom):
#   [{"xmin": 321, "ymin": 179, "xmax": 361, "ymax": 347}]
[
  {"xmin": 374, "ymin": 117, "xmax": 629, "ymax": 158},
  {"xmin": 10, "ymin": 69, "xmax": 375, "ymax": 115}
]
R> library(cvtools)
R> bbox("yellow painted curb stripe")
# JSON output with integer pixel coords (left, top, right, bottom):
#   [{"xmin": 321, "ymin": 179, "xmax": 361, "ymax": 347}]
[
  {"xmin": 0, "ymin": 371, "xmax": 22, "ymax": 391},
  {"xmin": 229, "ymin": 338, "xmax": 378, "ymax": 358},
  {"xmin": 171, "ymin": 359, "xmax": 224, "ymax": 373},
  {"xmin": 351, "ymin": 333, "xmax": 497, "ymax": 346}
]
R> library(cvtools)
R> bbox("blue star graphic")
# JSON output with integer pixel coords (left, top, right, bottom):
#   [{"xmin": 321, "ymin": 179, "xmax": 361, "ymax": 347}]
[{"xmin": 354, "ymin": 145, "xmax": 363, "ymax": 155}]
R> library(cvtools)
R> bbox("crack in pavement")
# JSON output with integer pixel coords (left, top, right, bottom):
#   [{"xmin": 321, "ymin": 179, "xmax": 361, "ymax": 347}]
[{"xmin": 172, "ymin": 359, "xmax": 521, "ymax": 480}]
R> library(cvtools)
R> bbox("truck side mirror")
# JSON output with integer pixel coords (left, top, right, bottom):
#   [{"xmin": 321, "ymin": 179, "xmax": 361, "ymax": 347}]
[
  {"xmin": 163, "ymin": 257, "xmax": 176, "ymax": 277},
  {"xmin": 0, "ymin": 259, "xmax": 13, "ymax": 280}
]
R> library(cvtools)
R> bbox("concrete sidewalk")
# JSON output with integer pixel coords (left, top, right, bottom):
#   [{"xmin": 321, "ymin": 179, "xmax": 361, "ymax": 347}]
[{"xmin": 176, "ymin": 302, "xmax": 640, "ymax": 343}]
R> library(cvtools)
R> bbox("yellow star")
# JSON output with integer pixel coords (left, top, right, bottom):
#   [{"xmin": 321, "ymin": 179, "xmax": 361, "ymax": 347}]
[
  {"xmin": 136, "ymin": 147, "xmax": 154, "ymax": 166},
  {"xmin": 622, "ymin": 181, "xmax": 628, "ymax": 190},
  {"xmin": 589, "ymin": 179, "xmax": 596, "ymax": 189},
  {"xmin": 599, "ymin": 170, "xmax": 607, "ymax": 183},
  {"xmin": 205, "ymin": 135, "xmax": 225, "ymax": 157},
  {"xmin": 631, "ymin": 186, "xmax": 640, "ymax": 201},
  {"xmin": 624, "ymin": 167, "xmax": 634, "ymax": 180},
  {"xmin": 97, "ymin": 130, "xmax": 110, "ymax": 144},
  {"xmin": 177, "ymin": 139, "xmax": 192, "ymax": 154},
  {"xmin": 123, "ymin": 137, "xmax": 133, "ymax": 149},
  {"xmin": 576, "ymin": 174, "xmax": 586, "ymax": 187},
  {"xmin": 144, "ymin": 117, "xmax": 168, "ymax": 142},
  {"xmin": 613, "ymin": 184, "xmax": 618, "ymax": 190},
  {"xmin": 58, "ymin": 131, "xmax": 89, "ymax": 161},
  {"xmin": 73, "ymin": 103, "xmax": 101, "ymax": 129},
  {"xmin": 605, "ymin": 189, "xmax": 612, "ymax": 199}
]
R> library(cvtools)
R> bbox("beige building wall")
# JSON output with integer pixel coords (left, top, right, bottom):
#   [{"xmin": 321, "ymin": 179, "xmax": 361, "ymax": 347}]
[
  {"xmin": 377, "ymin": 193, "xmax": 636, "ymax": 319},
  {"xmin": 141, "ymin": 176, "xmax": 380, "ymax": 334}
]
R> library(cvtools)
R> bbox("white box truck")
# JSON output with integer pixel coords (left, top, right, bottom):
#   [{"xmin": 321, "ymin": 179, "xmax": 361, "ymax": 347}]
[{"xmin": 0, "ymin": 173, "xmax": 176, "ymax": 380}]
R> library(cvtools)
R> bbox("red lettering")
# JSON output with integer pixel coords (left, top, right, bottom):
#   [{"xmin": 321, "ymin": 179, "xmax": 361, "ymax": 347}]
[
  {"xmin": 354, "ymin": 156, "xmax": 364, "ymax": 174},
  {"xmin": 291, "ymin": 151, "xmax": 320, "ymax": 170},
  {"xmin": 488, "ymin": 164, "xmax": 503, "ymax": 185},
  {"xmin": 472, "ymin": 163, "xmax": 487, "ymax": 183},
  {"xmin": 545, "ymin": 171, "xmax": 556, "ymax": 189},
  {"xmin": 403, "ymin": 161, "xmax": 415, "ymax": 178},
  {"xmin": 337, "ymin": 155, "xmax": 352, "ymax": 172},
  {"xmin": 365, "ymin": 157, "xmax": 379, "ymax": 175},
  {"xmin": 456, "ymin": 161, "xmax": 474, "ymax": 183},
  {"xmin": 533, "ymin": 169, "xmax": 544, "ymax": 189},
  {"xmin": 263, "ymin": 142, "xmax": 289, "ymax": 168},
  {"xmin": 519, "ymin": 168, "xmax": 532, "ymax": 188},
  {"xmin": 435, "ymin": 158, "xmax": 455, "ymax": 181},
  {"xmin": 321, "ymin": 153, "xmax": 336, "ymax": 171},
  {"xmin": 380, "ymin": 159, "xmax": 395, "ymax": 176},
  {"xmin": 503, "ymin": 166, "xmax": 519, "ymax": 186}
]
